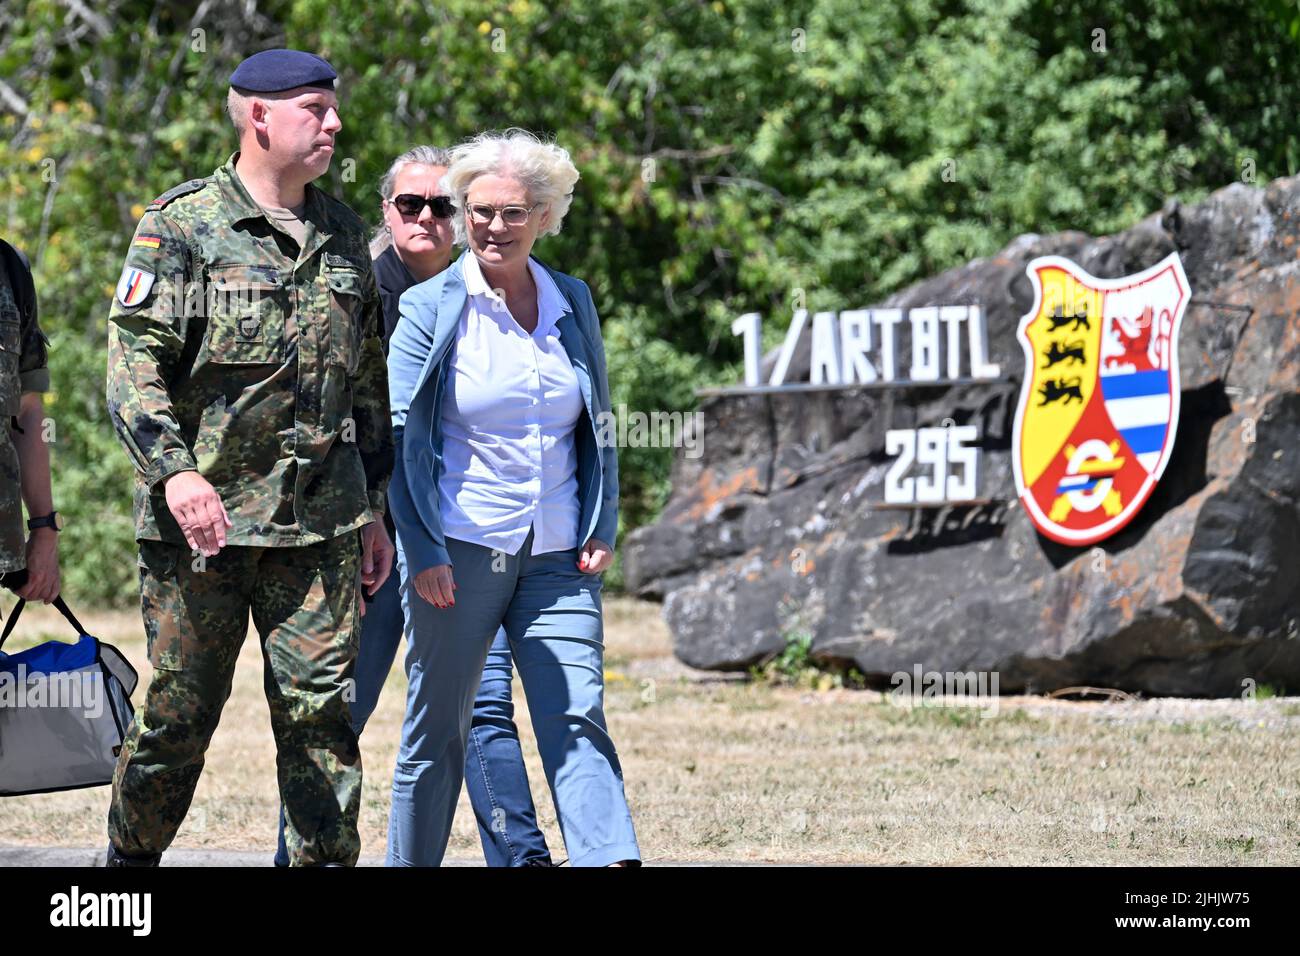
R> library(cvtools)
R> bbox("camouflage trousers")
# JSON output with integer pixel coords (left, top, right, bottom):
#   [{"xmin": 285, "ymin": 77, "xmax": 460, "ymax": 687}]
[{"xmin": 107, "ymin": 530, "xmax": 364, "ymax": 865}]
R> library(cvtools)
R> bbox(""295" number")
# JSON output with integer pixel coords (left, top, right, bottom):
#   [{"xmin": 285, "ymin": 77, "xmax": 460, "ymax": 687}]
[{"xmin": 884, "ymin": 426, "xmax": 980, "ymax": 504}]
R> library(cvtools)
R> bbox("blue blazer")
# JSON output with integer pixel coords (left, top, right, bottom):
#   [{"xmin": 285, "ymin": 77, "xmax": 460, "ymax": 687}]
[{"xmin": 387, "ymin": 251, "xmax": 619, "ymax": 575}]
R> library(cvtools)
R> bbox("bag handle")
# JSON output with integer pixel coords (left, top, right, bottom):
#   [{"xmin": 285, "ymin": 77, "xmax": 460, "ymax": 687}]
[{"xmin": 0, "ymin": 595, "xmax": 88, "ymax": 652}]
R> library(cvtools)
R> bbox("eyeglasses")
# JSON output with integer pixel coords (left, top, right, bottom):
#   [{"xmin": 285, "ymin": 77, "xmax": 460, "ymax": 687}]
[
  {"xmin": 465, "ymin": 201, "xmax": 543, "ymax": 227},
  {"xmin": 391, "ymin": 194, "xmax": 455, "ymax": 218}
]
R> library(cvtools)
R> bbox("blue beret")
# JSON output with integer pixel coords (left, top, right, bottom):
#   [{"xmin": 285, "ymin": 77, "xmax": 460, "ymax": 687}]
[{"xmin": 229, "ymin": 49, "xmax": 337, "ymax": 93}]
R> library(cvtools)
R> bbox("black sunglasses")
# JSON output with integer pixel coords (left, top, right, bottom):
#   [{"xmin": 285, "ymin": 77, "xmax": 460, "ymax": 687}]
[{"xmin": 391, "ymin": 193, "xmax": 455, "ymax": 218}]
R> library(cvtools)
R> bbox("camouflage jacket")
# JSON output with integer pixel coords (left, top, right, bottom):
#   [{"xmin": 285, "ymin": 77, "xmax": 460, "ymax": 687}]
[
  {"xmin": 105, "ymin": 153, "xmax": 392, "ymax": 547},
  {"xmin": 0, "ymin": 240, "xmax": 51, "ymax": 572}
]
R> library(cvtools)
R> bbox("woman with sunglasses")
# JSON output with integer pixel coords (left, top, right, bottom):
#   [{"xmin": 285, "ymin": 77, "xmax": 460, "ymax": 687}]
[
  {"xmin": 274, "ymin": 145, "xmax": 555, "ymax": 867},
  {"xmin": 386, "ymin": 129, "xmax": 640, "ymax": 867}
]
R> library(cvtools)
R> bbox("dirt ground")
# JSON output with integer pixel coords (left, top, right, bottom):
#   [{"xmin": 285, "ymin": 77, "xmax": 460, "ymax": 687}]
[{"xmin": 2, "ymin": 597, "xmax": 1298, "ymax": 865}]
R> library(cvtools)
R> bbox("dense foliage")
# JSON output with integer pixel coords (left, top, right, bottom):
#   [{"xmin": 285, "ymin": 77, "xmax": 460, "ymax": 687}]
[{"xmin": 2, "ymin": 0, "xmax": 1297, "ymax": 603}]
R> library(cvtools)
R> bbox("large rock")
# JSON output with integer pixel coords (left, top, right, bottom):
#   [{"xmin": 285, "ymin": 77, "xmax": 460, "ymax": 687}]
[{"xmin": 624, "ymin": 178, "xmax": 1300, "ymax": 697}]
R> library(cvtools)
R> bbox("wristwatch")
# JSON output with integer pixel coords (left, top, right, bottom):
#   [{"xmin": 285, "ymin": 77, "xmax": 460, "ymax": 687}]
[{"xmin": 27, "ymin": 511, "xmax": 63, "ymax": 532}]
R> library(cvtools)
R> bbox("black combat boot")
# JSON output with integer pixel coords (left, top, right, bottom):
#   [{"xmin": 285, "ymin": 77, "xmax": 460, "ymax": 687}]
[{"xmin": 105, "ymin": 844, "xmax": 161, "ymax": 867}]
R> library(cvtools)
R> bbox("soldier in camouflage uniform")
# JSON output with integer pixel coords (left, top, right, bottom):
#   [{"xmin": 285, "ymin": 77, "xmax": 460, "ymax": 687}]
[
  {"xmin": 103, "ymin": 50, "xmax": 394, "ymax": 867},
  {"xmin": 0, "ymin": 239, "xmax": 61, "ymax": 601}
]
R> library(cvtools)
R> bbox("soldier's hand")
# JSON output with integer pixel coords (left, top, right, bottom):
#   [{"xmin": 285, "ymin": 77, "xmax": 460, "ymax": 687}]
[
  {"xmin": 163, "ymin": 471, "xmax": 231, "ymax": 557},
  {"xmin": 413, "ymin": 565, "xmax": 456, "ymax": 609},
  {"xmin": 360, "ymin": 519, "xmax": 393, "ymax": 596},
  {"xmin": 17, "ymin": 529, "xmax": 60, "ymax": 604}
]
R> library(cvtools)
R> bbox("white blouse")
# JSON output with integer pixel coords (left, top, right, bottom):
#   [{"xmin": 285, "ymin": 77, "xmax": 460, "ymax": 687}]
[{"xmin": 437, "ymin": 254, "xmax": 585, "ymax": 556}]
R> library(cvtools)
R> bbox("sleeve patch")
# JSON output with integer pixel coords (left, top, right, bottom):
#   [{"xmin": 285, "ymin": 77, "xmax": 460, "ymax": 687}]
[{"xmin": 116, "ymin": 266, "xmax": 156, "ymax": 307}]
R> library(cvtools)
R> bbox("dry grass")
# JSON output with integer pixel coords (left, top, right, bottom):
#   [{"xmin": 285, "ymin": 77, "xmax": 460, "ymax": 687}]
[{"xmin": 3, "ymin": 597, "xmax": 1298, "ymax": 864}]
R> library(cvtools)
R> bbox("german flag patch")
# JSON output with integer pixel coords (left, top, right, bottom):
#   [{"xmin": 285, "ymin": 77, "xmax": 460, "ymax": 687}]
[{"xmin": 133, "ymin": 234, "xmax": 163, "ymax": 249}]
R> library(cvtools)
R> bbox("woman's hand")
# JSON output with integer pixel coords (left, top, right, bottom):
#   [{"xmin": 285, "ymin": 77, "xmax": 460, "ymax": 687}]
[
  {"xmin": 578, "ymin": 538, "xmax": 613, "ymax": 574},
  {"xmin": 414, "ymin": 564, "xmax": 456, "ymax": 608}
]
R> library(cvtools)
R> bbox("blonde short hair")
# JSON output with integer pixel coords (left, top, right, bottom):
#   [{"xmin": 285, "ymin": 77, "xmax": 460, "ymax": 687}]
[{"xmin": 443, "ymin": 129, "xmax": 579, "ymax": 245}]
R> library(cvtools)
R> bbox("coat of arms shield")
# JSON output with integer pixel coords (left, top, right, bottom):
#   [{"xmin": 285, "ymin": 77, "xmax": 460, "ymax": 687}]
[{"xmin": 1012, "ymin": 253, "xmax": 1190, "ymax": 545}]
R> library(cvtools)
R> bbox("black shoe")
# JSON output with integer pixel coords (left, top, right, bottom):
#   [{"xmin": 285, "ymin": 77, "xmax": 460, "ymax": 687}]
[
  {"xmin": 105, "ymin": 844, "xmax": 161, "ymax": 867},
  {"xmin": 522, "ymin": 857, "xmax": 557, "ymax": 867}
]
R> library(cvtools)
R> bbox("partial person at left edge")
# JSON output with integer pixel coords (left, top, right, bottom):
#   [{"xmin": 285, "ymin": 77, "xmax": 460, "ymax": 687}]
[{"xmin": 0, "ymin": 238, "xmax": 62, "ymax": 605}]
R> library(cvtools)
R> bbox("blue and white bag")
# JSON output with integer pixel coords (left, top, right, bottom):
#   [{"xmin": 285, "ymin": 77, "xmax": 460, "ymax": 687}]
[{"xmin": 0, "ymin": 597, "xmax": 138, "ymax": 796}]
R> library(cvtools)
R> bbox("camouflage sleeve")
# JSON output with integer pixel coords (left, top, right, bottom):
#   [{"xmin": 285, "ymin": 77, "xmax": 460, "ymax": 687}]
[
  {"xmin": 352, "ymin": 263, "xmax": 393, "ymax": 515},
  {"xmin": 15, "ymin": 250, "xmax": 50, "ymax": 394},
  {"xmin": 105, "ymin": 210, "xmax": 199, "ymax": 490}
]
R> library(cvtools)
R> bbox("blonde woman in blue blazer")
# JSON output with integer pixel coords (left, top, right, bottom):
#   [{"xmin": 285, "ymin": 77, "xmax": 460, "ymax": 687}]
[{"xmin": 385, "ymin": 129, "xmax": 639, "ymax": 867}]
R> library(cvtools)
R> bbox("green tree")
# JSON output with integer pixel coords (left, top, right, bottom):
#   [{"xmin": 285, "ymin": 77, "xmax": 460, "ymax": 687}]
[{"xmin": 3, "ymin": 0, "xmax": 1298, "ymax": 603}]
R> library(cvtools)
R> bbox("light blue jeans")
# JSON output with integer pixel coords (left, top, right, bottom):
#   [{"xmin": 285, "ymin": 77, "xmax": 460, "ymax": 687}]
[
  {"xmin": 387, "ymin": 527, "xmax": 640, "ymax": 867},
  {"xmin": 465, "ymin": 631, "xmax": 553, "ymax": 866}
]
